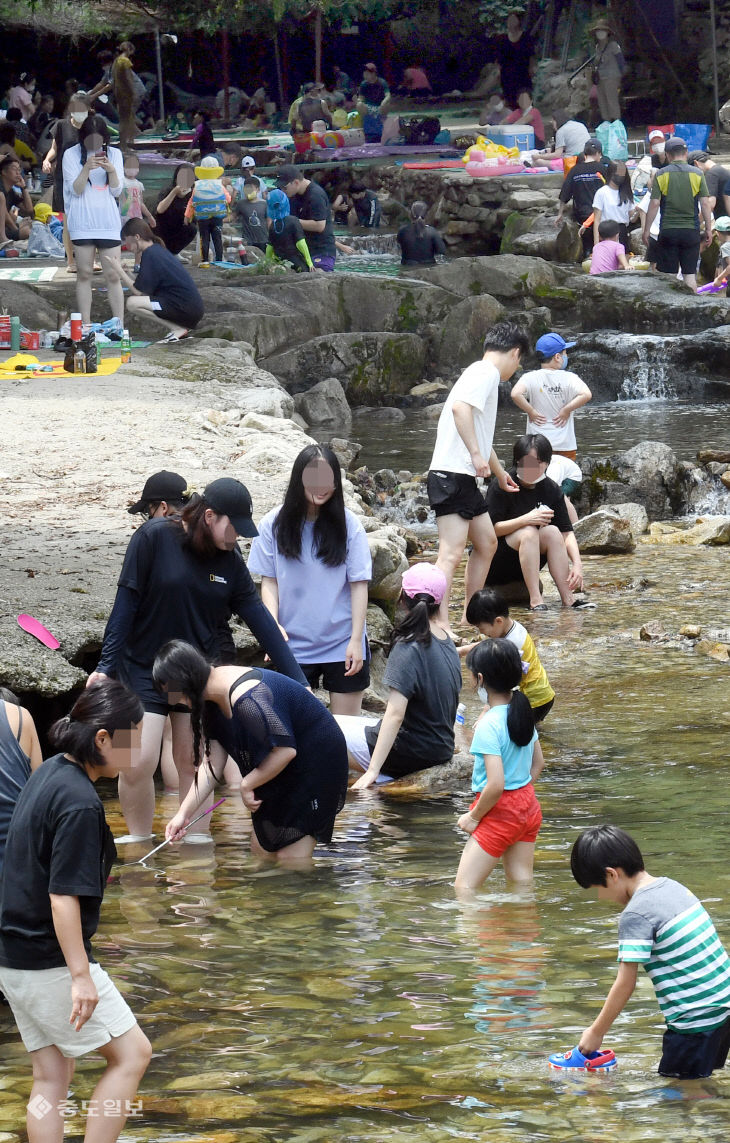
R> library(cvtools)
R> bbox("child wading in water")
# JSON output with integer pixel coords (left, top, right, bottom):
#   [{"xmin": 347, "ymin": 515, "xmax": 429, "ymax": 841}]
[
  {"xmin": 455, "ymin": 638, "xmax": 544, "ymax": 892},
  {"xmin": 570, "ymin": 825, "xmax": 730, "ymax": 1078}
]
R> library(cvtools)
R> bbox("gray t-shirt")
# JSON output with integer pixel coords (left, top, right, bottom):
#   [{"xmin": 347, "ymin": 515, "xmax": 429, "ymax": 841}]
[
  {"xmin": 618, "ymin": 877, "xmax": 730, "ymax": 1033},
  {"xmin": 555, "ymin": 120, "xmax": 591, "ymax": 156},
  {"xmin": 364, "ymin": 633, "xmax": 461, "ymax": 777}
]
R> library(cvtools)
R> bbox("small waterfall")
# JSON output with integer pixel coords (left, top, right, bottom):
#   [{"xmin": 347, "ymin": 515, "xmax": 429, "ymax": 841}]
[
  {"xmin": 617, "ymin": 340, "xmax": 676, "ymax": 401},
  {"xmin": 349, "ymin": 232, "xmax": 400, "ymax": 255}
]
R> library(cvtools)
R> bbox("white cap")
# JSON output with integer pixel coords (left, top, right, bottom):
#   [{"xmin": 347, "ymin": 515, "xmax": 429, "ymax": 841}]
[{"xmin": 241, "ymin": 155, "xmax": 256, "ymax": 168}]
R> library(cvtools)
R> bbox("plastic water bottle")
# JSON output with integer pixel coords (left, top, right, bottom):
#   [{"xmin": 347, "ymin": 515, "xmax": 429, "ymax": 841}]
[
  {"xmin": 120, "ymin": 329, "xmax": 131, "ymax": 364},
  {"xmin": 455, "ymin": 702, "xmax": 466, "ymax": 730},
  {"xmin": 73, "ymin": 347, "xmax": 86, "ymax": 374}
]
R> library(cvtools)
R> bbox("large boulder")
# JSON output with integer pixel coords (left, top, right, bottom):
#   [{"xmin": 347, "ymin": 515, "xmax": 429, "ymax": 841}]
[
  {"xmin": 367, "ymin": 525, "xmax": 409, "ymax": 603},
  {"xmin": 614, "ymin": 442, "xmax": 683, "ymax": 519},
  {"xmin": 235, "ymin": 387, "xmax": 295, "ymax": 419},
  {"xmin": 294, "ymin": 377, "xmax": 352, "ymax": 424},
  {"xmin": 0, "ymin": 282, "xmax": 61, "ymax": 331},
  {"xmin": 404, "ymin": 254, "xmax": 557, "ymax": 300},
  {"xmin": 570, "ymin": 329, "xmax": 730, "ymax": 403},
  {"xmin": 262, "ymin": 332, "xmax": 427, "ymax": 405},
  {"xmin": 573, "ymin": 511, "xmax": 636, "ymax": 554},
  {"xmin": 429, "ymin": 293, "xmax": 506, "ymax": 368},
  {"xmin": 606, "ymin": 503, "xmax": 649, "ymax": 539},
  {"xmin": 505, "ymin": 214, "xmax": 583, "ymax": 264},
  {"xmin": 195, "ymin": 311, "xmax": 322, "ymax": 357},
  {"xmin": 577, "ymin": 273, "xmax": 730, "ymax": 334}
]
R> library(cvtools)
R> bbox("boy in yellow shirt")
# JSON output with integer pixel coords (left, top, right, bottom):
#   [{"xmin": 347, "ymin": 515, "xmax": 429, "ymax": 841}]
[{"xmin": 462, "ymin": 588, "xmax": 555, "ymax": 721}]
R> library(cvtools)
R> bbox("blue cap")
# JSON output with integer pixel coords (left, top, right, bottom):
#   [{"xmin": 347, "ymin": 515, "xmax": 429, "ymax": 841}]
[{"xmin": 535, "ymin": 332, "xmax": 576, "ymax": 356}]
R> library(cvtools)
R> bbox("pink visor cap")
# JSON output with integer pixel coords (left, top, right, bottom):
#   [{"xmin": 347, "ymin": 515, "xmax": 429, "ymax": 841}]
[{"xmin": 401, "ymin": 562, "xmax": 447, "ymax": 604}]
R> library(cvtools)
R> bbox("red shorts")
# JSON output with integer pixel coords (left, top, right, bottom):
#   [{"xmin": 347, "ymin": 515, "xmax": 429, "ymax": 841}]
[{"xmin": 470, "ymin": 783, "xmax": 542, "ymax": 858}]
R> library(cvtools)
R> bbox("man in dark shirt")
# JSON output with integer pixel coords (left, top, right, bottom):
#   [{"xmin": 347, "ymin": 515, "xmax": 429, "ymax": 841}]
[
  {"xmin": 0, "ymin": 154, "xmax": 32, "ymax": 241},
  {"xmin": 235, "ymin": 177, "xmax": 268, "ymax": 250},
  {"xmin": 688, "ymin": 151, "xmax": 730, "ymax": 216},
  {"xmin": 357, "ymin": 62, "xmax": 390, "ymax": 142},
  {"xmin": 555, "ymin": 139, "xmax": 607, "ymax": 254},
  {"xmin": 275, "ymin": 164, "xmax": 336, "ymax": 271},
  {"xmin": 350, "ymin": 183, "xmax": 380, "ymax": 228}
]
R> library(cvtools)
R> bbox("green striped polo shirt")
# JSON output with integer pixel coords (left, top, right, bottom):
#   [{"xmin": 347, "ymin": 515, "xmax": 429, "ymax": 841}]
[{"xmin": 618, "ymin": 877, "xmax": 730, "ymax": 1034}]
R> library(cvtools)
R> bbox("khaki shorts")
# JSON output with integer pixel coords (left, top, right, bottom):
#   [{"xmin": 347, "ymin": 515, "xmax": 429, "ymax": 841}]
[{"xmin": 0, "ymin": 962, "xmax": 137, "ymax": 1057}]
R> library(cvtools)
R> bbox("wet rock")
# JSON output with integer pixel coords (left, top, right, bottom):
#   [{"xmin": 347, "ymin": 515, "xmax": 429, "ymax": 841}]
[
  {"xmin": 722, "ymin": 471, "xmax": 730, "ymax": 489},
  {"xmin": 369, "ymin": 407, "xmax": 407, "ymax": 422},
  {"xmin": 639, "ymin": 621, "xmax": 669, "ymax": 642},
  {"xmin": 404, "ymin": 253, "xmax": 555, "ymax": 299},
  {"xmin": 387, "ymin": 749, "xmax": 473, "ymax": 793},
  {"xmin": 605, "ymin": 502, "xmax": 649, "ymax": 538},
  {"xmin": 374, "ymin": 469, "xmax": 398, "ymax": 492},
  {"xmin": 698, "ymin": 449, "xmax": 730, "ymax": 464},
  {"xmin": 329, "ymin": 437, "xmax": 362, "ymax": 471},
  {"xmin": 680, "ymin": 624, "xmax": 702, "ymax": 638},
  {"xmin": 646, "ymin": 516, "xmax": 730, "ymax": 546},
  {"xmin": 604, "ymin": 441, "xmax": 683, "ymax": 519},
  {"xmin": 262, "ymin": 332, "xmax": 427, "ymax": 405},
  {"xmin": 573, "ymin": 511, "xmax": 635, "ymax": 554},
  {"xmin": 695, "ymin": 639, "xmax": 730, "ymax": 662},
  {"xmin": 424, "ymin": 402, "xmax": 446, "ymax": 419},
  {"xmin": 294, "ymin": 377, "xmax": 351, "ymax": 425}
]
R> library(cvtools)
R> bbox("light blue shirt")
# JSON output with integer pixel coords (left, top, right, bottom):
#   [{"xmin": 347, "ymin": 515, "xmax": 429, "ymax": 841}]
[
  {"xmin": 470, "ymin": 703, "xmax": 537, "ymax": 793},
  {"xmin": 247, "ymin": 507, "xmax": 372, "ymax": 663}
]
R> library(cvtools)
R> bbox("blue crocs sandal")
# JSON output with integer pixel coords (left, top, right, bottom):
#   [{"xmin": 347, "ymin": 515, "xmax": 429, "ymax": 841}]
[{"xmin": 548, "ymin": 1046, "xmax": 617, "ymax": 1072}]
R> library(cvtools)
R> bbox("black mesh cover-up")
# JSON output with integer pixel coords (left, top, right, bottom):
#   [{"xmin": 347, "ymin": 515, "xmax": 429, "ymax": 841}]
[{"xmin": 206, "ymin": 670, "xmax": 348, "ymax": 851}]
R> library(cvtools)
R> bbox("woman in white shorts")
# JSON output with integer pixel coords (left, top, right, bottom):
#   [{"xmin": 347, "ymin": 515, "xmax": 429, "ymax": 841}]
[{"xmin": 0, "ymin": 678, "xmax": 151, "ymax": 1143}]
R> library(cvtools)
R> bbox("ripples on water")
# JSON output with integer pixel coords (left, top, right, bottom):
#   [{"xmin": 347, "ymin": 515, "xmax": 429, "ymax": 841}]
[{"xmin": 1, "ymin": 556, "xmax": 729, "ymax": 1142}]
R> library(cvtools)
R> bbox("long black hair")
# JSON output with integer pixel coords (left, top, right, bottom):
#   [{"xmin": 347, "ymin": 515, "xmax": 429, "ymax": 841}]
[
  {"xmin": 391, "ymin": 591, "xmax": 439, "ymax": 650},
  {"xmin": 466, "ymin": 638, "xmax": 535, "ymax": 747},
  {"xmin": 48, "ymin": 678, "xmax": 143, "ymax": 768},
  {"xmin": 411, "ymin": 200, "xmax": 428, "ymax": 237},
  {"xmin": 607, "ymin": 160, "xmax": 633, "ymax": 205},
  {"xmin": 274, "ymin": 445, "xmax": 347, "ymax": 567},
  {"xmin": 152, "ymin": 640, "xmax": 213, "ymax": 776},
  {"xmin": 78, "ymin": 114, "xmax": 111, "ymax": 166}
]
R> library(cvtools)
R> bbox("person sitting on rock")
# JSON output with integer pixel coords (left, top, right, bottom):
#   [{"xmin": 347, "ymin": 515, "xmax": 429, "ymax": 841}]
[
  {"xmin": 478, "ymin": 92, "xmax": 511, "ymax": 127},
  {"xmin": 349, "ymin": 182, "xmax": 381, "ymax": 228},
  {"xmin": 503, "ymin": 89, "xmax": 545, "ymax": 148},
  {"xmin": 590, "ymin": 219, "xmax": 630, "ymax": 274},
  {"xmin": 529, "ymin": 110, "xmax": 590, "ymax": 168},
  {"xmin": 336, "ymin": 563, "xmax": 462, "ymax": 790},
  {"xmin": 484, "ymin": 433, "xmax": 594, "ymax": 612},
  {"xmin": 510, "ymin": 332, "xmax": 592, "ymax": 462}
]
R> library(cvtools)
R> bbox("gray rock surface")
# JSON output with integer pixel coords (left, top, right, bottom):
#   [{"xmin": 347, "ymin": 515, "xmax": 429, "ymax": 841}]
[
  {"xmin": 429, "ymin": 293, "xmax": 506, "ymax": 368},
  {"xmin": 294, "ymin": 377, "xmax": 352, "ymax": 424},
  {"xmin": 263, "ymin": 332, "xmax": 427, "ymax": 404},
  {"xmin": 404, "ymin": 253, "xmax": 556, "ymax": 298},
  {"xmin": 573, "ymin": 511, "xmax": 636, "ymax": 554},
  {"xmin": 605, "ymin": 503, "xmax": 649, "ymax": 539}
]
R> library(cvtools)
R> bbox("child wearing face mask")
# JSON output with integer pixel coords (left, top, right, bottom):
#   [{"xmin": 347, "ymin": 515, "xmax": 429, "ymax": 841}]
[
  {"xmin": 509, "ymin": 332, "xmax": 592, "ymax": 461},
  {"xmin": 455, "ymin": 638, "xmax": 544, "ymax": 892},
  {"xmin": 478, "ymin": 92, "xmax": 511, "ymax": 127}
]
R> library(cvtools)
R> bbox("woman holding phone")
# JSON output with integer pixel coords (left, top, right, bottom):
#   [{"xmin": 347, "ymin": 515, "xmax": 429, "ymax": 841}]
[{"xmin": 62, "ymin": 113, "xmax": 124, "ymax": 324}]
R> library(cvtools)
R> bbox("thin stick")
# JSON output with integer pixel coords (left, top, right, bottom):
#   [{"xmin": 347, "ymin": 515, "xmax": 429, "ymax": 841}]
[{"xmin": 121, "ymin": 797, "xmax": 226, "ymax": 867}]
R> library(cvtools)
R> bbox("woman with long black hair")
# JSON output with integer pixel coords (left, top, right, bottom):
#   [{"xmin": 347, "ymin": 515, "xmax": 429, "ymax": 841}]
[
  {"xmin": 153, "ymin": 163, "xmax": 198, "ymax": 256},
  {"xmin": 396, "ymin": 200, "xmax": 446, "ymax": 266},
  {"xmin": 0, "ymin": 678, "xmax": 151, "ymax": 1143},
  {"xmin": 592, "ymin": 159, "xmax": 636, "ymax": 252},
  {"xmin": 336, "ymin": 562, "xmax": 461, "ymax": 789},
  {"xmin": 154, "ymin": 640, "xmax": 348, "ymax": 865},
  {"xmin": 62, "ymin": 113, "xmax": 124, "ymax": 323},
  {"xmin": 248, "ymin": 444, "xmax": 372, "ymax": 715},
  {"xmin": 88, "ymin": 477, "xmax": 308, "ymax": 843}
]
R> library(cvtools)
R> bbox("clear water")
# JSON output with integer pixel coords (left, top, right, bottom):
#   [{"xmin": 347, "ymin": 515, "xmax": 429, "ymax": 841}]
[
  {"xmin": 339, "ymin": 399, "xmax": 730, "ymax": 475},
  {"xmin": 1, "ymin": 546, "xmax": 730, "ymax": 1141}
]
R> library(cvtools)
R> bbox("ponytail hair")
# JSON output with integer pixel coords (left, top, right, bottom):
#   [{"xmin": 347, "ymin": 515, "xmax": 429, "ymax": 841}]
[
  {"xmin": 390, "ymin": 590, "xmax": 439, "ymax": 649},
  {"xmin": 152, "ymin": 640, "xmax": 213, "ymax": 777},
  {"xmin": 411, "ymin": 200, "xmax": 428, "ymax": 237},
  {"xmin": 121, "ymin": 217, "xmax": 165, "ymax": 247},
  {"xmin": 48, "ymin": 678, "xmax": 143, "ymax": 768},
  {"xmin": 465, "ymin": 638, "xmax": 535, "ymax": 747}
]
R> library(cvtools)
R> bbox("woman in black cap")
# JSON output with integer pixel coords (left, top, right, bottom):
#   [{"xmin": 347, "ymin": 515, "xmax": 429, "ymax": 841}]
[{"xmin": 89, "ymin": 478, "xmax": 308, "ymax": 843}]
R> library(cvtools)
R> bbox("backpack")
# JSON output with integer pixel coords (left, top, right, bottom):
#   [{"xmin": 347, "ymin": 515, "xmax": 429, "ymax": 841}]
[
  {"xmin": 192, "ymin": 179, "xmax": 228, "ymax": 220},
  {"xmin": 398, "ymin": 116, "xmax": 441, "ymax": 146}
]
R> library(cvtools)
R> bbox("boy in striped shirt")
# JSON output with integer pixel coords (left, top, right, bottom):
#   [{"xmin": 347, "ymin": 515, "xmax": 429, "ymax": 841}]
[{"xmin": 570, "ymin": 825, "xmax": 730, "ymax": 1078}]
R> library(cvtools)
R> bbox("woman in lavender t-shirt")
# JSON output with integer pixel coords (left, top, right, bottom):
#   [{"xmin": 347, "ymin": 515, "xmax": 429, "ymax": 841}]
[{"xmin": 248, "ymin": 445, "xmax": 372, "ymax": 715}]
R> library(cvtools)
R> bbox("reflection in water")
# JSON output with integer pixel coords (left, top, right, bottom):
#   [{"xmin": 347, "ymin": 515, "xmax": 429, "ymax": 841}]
[{"xmin": 1, "ymin": 550, "xmax": 729, "ymax": 1140}]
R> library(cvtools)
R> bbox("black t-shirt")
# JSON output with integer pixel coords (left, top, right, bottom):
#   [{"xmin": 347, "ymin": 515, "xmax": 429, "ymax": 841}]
[
  {"xmin": 134, "ymin": 243, "xmax": 204, "ymax": 324},
  {"xmin": 0, "ymin": 755, "xmax": 115, "ymax": 970},
  {"xmin": 494, "ymin": 33, "xmax": 535, "ymax": 100},
  {"xmin": 154, "ymin": 186, "xmax": 196, "ymax": 251},
  {"xmin": 268, "ymin": 215, "xmax": 309, "ymax": 270},
  {"xmin": 98, "ymin": 518, "xmax": 307, "ymax": 686},
  {"xmin": 486, "ymin": 473, "xmax": 573, "ymax": 533},
  {"xmin": 704, "ymin": 164, "xmax": 730, "ymax": 200},
  {"xmin": 235, "ymin": 198, "xmax": 268, "ymax": 247},
  {"xmin": 289, "ymin": 180, "xmax": 336, "ymax": 259},
  {"xmin": 1, "ymin": 184, "xmax": 23, "ymax": 213},
  {"xmin": 397, "ymin": 221, "xmax": 446, "ymax": 265},
  {"xmin": 353, "ymin": 190, "xmax": 379, "ymax": 226},
  {"xmin": 359, "ymin": 78, "xmax": 388, "ymax": 106},
  {"xmin": 558, "ymin": 160, "xmax": 606, "ymax": 222},
  {"xmin": 52, "ymin": 120, "xmax": 79, "ymax": 171}
]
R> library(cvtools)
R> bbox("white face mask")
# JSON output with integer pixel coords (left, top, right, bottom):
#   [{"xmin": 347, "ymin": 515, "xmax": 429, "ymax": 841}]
[
  {"xmin": 516, "ymin": 469, "xmax": 546, "ymax": 484},
  {"xmin": 494, "ymin": 100, "xmax": 504, "ymax": 111},
  {"xmin": 477, "ymin": 686, "xmax": 489, "ymax": 704},
  {"xmin": 71, "ymin": 111, "xmax": 88, "ymax": 127},
  {"xmin": 595, "ymin": 29, "xmax": 608, "ymax": 40},
  {"xmin": 652, "ymin": 142, "xmax": 665, "ymax": 155}
]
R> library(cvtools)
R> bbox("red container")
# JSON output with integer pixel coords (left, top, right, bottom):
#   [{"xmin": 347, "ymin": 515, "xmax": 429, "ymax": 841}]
[
  {"xmin": 0, "ymin": 315, "xmax": 10, "ymax": 347},
  {"xmin": 70, "ymin": 313, "xmax": 82, "ymax": 341},
  {"xmin": 21, "ymin": 330, "xmax": 40, "ymax": 350}
]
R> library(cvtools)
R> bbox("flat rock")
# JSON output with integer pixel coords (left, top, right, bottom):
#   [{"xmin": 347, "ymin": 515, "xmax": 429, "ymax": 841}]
[
  {"xmin": 404, "ymin": 253, "xmax": 556, "ymax": 299},
  {"xmin": 602, "ymin": 502, "xmax": 649, "ymax": 538},
  {"xmin": 645, "ymin": 516, "xmax": 730, "ymax": 546},
  {"xmin": 574, "ymin": 511, "xmax": 635, "ymax": 554}
]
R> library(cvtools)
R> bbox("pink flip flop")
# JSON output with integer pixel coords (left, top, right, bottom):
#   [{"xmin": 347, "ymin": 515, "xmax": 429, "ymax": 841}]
[{"xmin": 17, "ymin": 613, "xmax": 60, "ymax": 650}]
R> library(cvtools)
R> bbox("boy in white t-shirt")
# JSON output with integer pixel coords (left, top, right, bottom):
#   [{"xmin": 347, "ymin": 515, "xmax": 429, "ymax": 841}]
[
  {"xmin": 510, "ymin": 332, "xmax": 592, "ymax": 461},
  {"xmin": 427, "ymin": 321, "xmax": 530, "ymax": 629}
]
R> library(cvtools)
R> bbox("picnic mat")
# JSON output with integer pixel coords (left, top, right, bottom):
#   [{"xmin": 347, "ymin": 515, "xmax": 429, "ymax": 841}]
[
  {"xmin": 0, "ymin": 266, "xmax": 59, "ymax": 282},
  {"xmin": 0, "ymin": 355, "xmax": 122, "ymax": 379}
]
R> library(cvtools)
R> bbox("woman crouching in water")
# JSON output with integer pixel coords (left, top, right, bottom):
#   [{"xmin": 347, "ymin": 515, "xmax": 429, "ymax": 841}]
[
  {"xmin": 154, "ymin": 640, "xmax": 349, "ymax": 865},
  {"xmin": 0, "ymin": 679, "xmax": 151, "ymax": 1143}
]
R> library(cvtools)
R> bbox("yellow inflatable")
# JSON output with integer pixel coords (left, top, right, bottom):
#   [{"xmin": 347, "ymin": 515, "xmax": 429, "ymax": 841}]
[{"xmin": 462, "ymin": 134, "xmax": 520, "ymax": 164}]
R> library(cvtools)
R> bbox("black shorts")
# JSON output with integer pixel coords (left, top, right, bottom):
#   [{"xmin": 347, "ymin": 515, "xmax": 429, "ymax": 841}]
[
  {"xmin": 532, "ymin": 698, "xmax": 554, "ymax": 723},
  {"xmin": 658, "ymin": 1014, "xmax": 730, "ymax": 1079},
  {"xmin": 117, "ymin": 662, "xmax": 189, "ymax": 716},
  {"xmin": 427, "ymin": 470, "xmax": 489, "ymax": 520},
  {"xmin": 656, "ymin": 228, "xmax": 701, "ymax": 276},
  {"xmin": 486, "ymin": 537, "xmax": 548, "ymax": 585},
  {"xmin": 647, "ymin": 236, "xmax": 660, "ymax": 264},
  {"xmin": 154, "ymin": 299, "xmax": 203, "ymax": 329},
  {"xmin": 72, "ymin": 238, "xmax": 122, "ymax": 250},
  {"xmin": 301, "ymin": 650, "xmax": 370, "ymax": 694}
]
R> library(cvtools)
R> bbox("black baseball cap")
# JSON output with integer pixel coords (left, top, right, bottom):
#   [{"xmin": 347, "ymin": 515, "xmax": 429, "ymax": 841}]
[
  {"xmin": 274, "ymin": 164, "xmax": 300, "ymax": 188},
  {"xmin": 203, "ymin": 478, "xmax": 258, "ymax": 537},
  {"xmin": 664, "ymin": 136, "xmax": 687, "ymax": 154},
  {"xmin": 128, "ymin": 470, "xmax": 188, "ymax": 514}
]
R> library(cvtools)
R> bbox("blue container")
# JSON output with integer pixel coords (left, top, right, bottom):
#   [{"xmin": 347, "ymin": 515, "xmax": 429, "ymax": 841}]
[
  {"xmin": 485, "ymin": 124, "xmax": 535, "ymax": 151},
  {"xmin": 674, "ymin": 123, "xmax": 712, "ymax": 150}
]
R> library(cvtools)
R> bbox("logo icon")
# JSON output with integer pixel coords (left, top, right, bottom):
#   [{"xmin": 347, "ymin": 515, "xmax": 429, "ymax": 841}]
[{"xmin": 28, "ymin": 1095, "xmax": 53, "ymax": 1120}]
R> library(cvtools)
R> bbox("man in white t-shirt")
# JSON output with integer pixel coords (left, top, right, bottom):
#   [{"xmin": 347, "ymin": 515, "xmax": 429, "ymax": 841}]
[
  {"xmin": 510, "ymin": 332, "xmax": 592, "ymax": 461},
  {"xmin": 427, "ymin": 321, "xmax": 529, "ymax": 628}
]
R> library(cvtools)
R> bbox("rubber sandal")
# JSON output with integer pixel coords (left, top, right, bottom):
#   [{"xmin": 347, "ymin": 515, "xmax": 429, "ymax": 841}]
[
  {"xmin": 571, "ymin": 598, "xmax": 597, "ymax": 610},
  {"xmin": 528, "ymin": 603, "xmax": 548, "ymax": 612},
  {"xmin": 548, "ymin": 1046, "xmax": 617, "ymax": 1072}
]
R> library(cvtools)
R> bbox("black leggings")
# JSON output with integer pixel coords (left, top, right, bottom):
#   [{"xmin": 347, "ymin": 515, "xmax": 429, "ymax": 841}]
[{"xmin": 197, "ymin": 218, "xmax": 223, "ymax": 262}]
